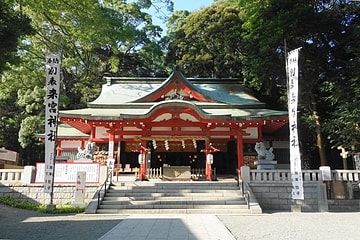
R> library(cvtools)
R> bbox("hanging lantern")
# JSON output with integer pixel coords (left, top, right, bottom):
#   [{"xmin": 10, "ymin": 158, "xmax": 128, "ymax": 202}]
[
  {"xmin": 182, "ymin": 140, "xmax": 185, "ymax": 149},
  {"xmin": 192, "ymin": 139, "xmax": 197, "ymax": 149},
  {"xmin": 138, "ymin": 153, "xmax": 144, "ymax": 164},
  {"xmin": 164, "ymin": 140, "xmax": 169, "ymax": 150},
  {"xmin": 206, "ymin": 153, "xmax": 214, "ymax": 164}
]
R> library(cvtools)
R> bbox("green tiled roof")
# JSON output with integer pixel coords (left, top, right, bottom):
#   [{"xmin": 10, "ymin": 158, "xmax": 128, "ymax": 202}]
[{"xmin": 60, "ymin": 71, "xmax": 288, "ymax": 121}]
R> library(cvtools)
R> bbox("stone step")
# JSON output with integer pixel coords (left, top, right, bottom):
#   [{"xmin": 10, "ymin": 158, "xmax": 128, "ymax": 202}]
[
  {"xmin": 102, "ymin": 196, "xmax": 245, "ymax": 202},
  {"xmin": 109, "ymin": 186, "xmax": 240, "ymax": 192},
  {"xmin": 96, "ymin": 208, "xmax": 251, "ymax": 214},
  {"xmin": 96, "ymin": 180, "xmax": 250, "ymax": 214},
  {"xmin": 108, "ymin": 188, "xmax": 240, "ymax": 193},
  {"xmin": 111, "ymin": 184, "xmax": 239, "ymax": 191},
  {"xmin": 105, "ymin": 191, "xmax": 242, "ymax": 198},
  {"xmin": 115, "ymin": 180, "xmax": 237, "ymax": 184},
  {"xmin": 101, "ymin": 199, "xmax": 246, "ymax": 206},
  {"xmin": 99, "ymin": 204, "xmax": 248, "ymax": 209},
  {"xmin": 112, "ymin": 180, "xmax": 238, "ymax": 186}
]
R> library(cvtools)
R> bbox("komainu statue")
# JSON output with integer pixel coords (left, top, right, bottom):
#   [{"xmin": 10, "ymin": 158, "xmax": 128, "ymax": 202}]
[
  {"xmin": 76, "ymin": 141, "xmax": 96, "ymax": 161},
  {"xmin": 254, "ymin": 142, "xmax": 275, "ymax": 161}
]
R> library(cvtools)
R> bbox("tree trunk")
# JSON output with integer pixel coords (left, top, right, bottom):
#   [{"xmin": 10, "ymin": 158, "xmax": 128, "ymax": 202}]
[{"xmin": 313, "ymin": 110, "xmax": 327, "ymax": 166}]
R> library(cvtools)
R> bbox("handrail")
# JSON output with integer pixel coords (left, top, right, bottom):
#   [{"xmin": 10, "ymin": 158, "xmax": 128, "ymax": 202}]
[
  {"xmin": 97, "ymin": 169, "xmax": 112, "ymax": 208},
  {"xmin": 237, "ymin": 168, "xmax": 249, "ymax": 208}
]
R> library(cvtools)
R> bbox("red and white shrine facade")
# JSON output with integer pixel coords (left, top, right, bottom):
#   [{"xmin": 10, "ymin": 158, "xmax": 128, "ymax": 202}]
[{"xmin": 57, "ymin": 69, "xmax": 289, "ymax": 180}]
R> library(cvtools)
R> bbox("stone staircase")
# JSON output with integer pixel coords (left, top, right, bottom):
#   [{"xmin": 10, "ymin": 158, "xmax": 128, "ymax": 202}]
[{"xmin": 96, "ymin": 180, "xmax": 251, "ymax": 214}]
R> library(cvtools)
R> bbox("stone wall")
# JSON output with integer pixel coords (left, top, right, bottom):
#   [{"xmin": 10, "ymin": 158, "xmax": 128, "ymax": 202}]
[
  {"xmin": 0, "ymin": 183, "xmax": 100, "ymax": 206},
  {"xmin": 250, "ymin": 182, "xmax": 328, "ymax": 212}
]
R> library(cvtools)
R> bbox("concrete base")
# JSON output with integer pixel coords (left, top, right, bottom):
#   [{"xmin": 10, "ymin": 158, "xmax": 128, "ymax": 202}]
[
  {"xmin": 46, "ymin": 204, "xmax": 56, "ymax": 211},
  {"xmin": 255, "ymin": 160, "xmax": 277, "ymax": 170}
]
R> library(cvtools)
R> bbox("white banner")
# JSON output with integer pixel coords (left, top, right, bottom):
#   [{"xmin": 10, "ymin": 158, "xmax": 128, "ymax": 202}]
[
  {"xmin": 44, "ymin": 53, "xmax": 61, "ymax": 193},
  {"xmin": 287, "ymin": 48, "xmax": 304, "ymax": 200}
]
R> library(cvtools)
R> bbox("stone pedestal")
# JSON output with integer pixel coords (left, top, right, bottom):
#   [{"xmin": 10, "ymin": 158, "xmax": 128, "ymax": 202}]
[
  {"xmin": 22, "ymin": 166, "xmax": 36, "ymax": 184},
  {"xmin": 255, "ymin": 160, "xmax": 277, "ymax": 170}
]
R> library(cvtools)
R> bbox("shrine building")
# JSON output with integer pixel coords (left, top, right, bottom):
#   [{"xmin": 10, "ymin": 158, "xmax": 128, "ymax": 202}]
[{"xmin": 57, "ymin": 69, "xmax": 289, "ymax": 180}]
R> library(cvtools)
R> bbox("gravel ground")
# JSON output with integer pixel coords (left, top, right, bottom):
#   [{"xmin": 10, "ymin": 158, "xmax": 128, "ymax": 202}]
[{"xmin": 1, "ymin": 203, "xmax": 360, "ymax": 240}]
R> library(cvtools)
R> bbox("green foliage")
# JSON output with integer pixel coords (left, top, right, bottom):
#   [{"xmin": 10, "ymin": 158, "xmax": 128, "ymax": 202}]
[
  {"xmin": 0, "ymin": 196, "xmax": 85, "ymax": 214},
  {"xmin": 167, "ymin": 5, "xmax": 244, "ymax": 78},
  {"xmin": 0, "ymin": 196, "xmax": 39, "ymax": 211},
  {"xmin": 17, "ymin": 86, "xmax": 46, "ymax": 115},
  {"xmin": 239, "ymin": 0, "xmax": 360, "ymax": 165},
  {"xmin": 0, "ymin": 0, "xmax": 34, "ymax": 74},
  {"xmin": 320, "ymin": 3, "xmax": 360, "ymax": 149},
  {"xmin": 18, "ymin": 116, "xmax": 44, "ymax": 148},
  {"xmin": 1, "ymin": 0, "xmax": 359, "ymax": 169},
  {"xmin": 0, "ymin": 0, "xmax": 172, "ymax": 159},
  {"xmin": 0, "ymin": 91, "xmax": 22, "ymax": 149}
]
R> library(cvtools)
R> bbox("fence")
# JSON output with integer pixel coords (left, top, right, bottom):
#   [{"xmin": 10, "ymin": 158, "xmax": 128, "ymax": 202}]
[
  {"xmin": 0, "ymin": 169, "xmax": 24, "ymax": 182},
  {"xmin": 248, "ymin": 169, "xmax": 322, "ymax": 182},
  {"xmin": 331, "ymin": 170, "xmax": 360, "ymax": 182},
  {"xmin": 247, "ymin": 169, "xmax": 360, "ymax": 183},
  {"xmin": 2, "ymin": 167, "xmax": 360, "ymax": 184}
]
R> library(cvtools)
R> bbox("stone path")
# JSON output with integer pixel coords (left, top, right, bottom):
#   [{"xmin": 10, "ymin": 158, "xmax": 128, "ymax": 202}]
[{"xmin": 1, "ymin": 203, "xmax": 360, "ymax": 240}]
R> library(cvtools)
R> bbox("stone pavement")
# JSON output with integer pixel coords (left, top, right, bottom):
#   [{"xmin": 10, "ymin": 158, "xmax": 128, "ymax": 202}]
[
  {"xmin": 2, "ymin": 203, "xmax": 360, "ymax": 240},
  {"xmin": 98, "ymin": 214, "xmax": 235, "ymax": 240}
]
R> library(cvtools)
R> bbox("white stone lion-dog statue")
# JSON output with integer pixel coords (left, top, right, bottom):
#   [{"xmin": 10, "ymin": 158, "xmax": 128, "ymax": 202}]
[
  {"xmin": 254, "ymin": 142, "xmax": 275, "ymax": 161},
  {"xmin": 76, "ymin": 141, "xmax": 96, "ymax": 161}
]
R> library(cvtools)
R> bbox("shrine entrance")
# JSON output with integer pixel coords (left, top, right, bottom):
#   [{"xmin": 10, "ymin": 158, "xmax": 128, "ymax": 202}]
[
  {"xmin": 147, "ymin": 140, "xmax": 237, "ymax": 175},
  {"xmin": 119, "ymin": 139, "xmax": 237, "ymax": 175},
  {"xmin": 58, "ymin": 69, "xmax": 289, "ymax": 180}
]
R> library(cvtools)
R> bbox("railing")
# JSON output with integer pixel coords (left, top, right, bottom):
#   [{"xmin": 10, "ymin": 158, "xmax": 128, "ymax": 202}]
[
  {"xmin": 0, "ymin": 169, "xmax": 24, "ymax": 182},
  {"xmin": 248, "ymin": 169, "xmax": 360, "ymax": 183},
  {"xmin": 237, "ymin": 169, "xmax": 249, "ymax": 209},
  {"xmin": 2, "ymin": 167, "xmax": 359, "ymax": 185},
  {"xmin": 249, "ymin": 169, "xmax": 323, "ymax": 182},
  {"xmin": 331, "ymin": 170, "xmax": 360, "ymax": 182},
  {"xmin": 146, "ymin": 167, "xmax": 162, "ymax": 179},
  {"xmin": 132, "ymin": 168, "xmax": 216, "ymax": 180},
  {"xmin": 97, "ymin": 170, "xmax": 112, "ymax": 208},
  {"xmin": 191, "ymin": 168, "xmax": 205, "ymax": 180}
]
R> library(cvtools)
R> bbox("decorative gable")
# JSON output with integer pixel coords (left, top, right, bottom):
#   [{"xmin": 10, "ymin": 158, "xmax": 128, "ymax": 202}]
[{"xmin": 134, "ymin": 70, "xmax": 212, "ymax": 103}]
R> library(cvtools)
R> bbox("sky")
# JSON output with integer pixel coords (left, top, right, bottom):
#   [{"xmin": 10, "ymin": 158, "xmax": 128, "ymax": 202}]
[
  {"xmin": 172, "ymin": 0, "xmax": 214, "ymax": 11},
  {"xmin": 150, "ymin": 0, "xmax": 215, "ymax": 32}
]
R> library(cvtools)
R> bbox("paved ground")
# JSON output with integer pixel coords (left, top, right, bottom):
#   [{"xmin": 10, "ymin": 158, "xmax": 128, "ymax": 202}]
[{"xmin": 1, "ymin": 203, "xmax": 360, "ymax": 240}]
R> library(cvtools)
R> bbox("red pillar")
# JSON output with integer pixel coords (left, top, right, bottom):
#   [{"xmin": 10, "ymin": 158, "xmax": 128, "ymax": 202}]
[
  {"xmin": 90, "ymin": 125, "xmax": 96, "ymax": 140},
  {"xmin": 258, "ymin": 123, "xmax": 263, "ymax": 141},
  {"xmin": 206, "ymin": 156, "xmax": 212, "ymax": 181},
  {"xmin": 237, "ymin": 132, "xmax": 244, "ymax": 170},
  {"xmin": 56, "ymin": 141, "xmax": 61, "ymax": 156},
  {"xmin": 108, "ymin": 132, "xmax": 115, "ymax": 159}
]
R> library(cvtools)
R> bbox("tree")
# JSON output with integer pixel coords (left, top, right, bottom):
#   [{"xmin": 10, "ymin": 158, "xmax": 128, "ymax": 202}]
[
  {"xmin": 166, "ymin": 5, "xmax": 244, "ymax": 78},
  {"xmin": 321, "ymin": 2, "xmax": 360, "ymax": 150},
  {"xmin": 0, "ymin": 0, "xmax": 172, "ymax": 164},
  {"xmin": 0, "ymin": 0, "xmax": 33, "ymax": 74},
  {"xmin": 239, "ymin": 0, "xmax": 360, "ymax": 167},
  {"xmin": 0, "ymin": 0, "xmax": 33, "ymax": 158}
]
